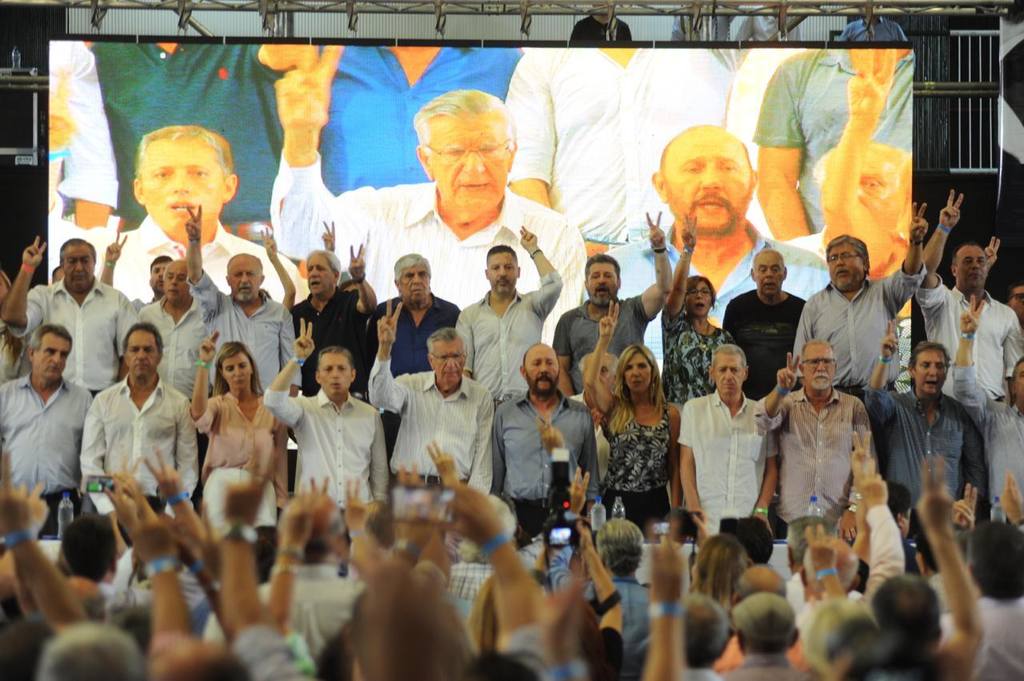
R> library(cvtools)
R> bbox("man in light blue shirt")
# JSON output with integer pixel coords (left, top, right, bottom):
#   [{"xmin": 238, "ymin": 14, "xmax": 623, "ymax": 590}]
[{"xmin": 837, "ymin": 17, "xmax": 909, "ymax": 42}]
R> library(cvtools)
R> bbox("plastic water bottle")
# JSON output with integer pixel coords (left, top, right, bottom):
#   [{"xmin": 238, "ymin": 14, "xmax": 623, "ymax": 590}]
[
  {"xmin": 57, "ymin": 491, "xmax": 74, "ymax": 538},
  {"xmin": 590, "ymin": 496, "xmax": 607, "ymax": 532},
  {"xmin": 611, "ymin": 496, "xmax": 626, "ymax": 520},
  {"xmin": 806, "ymin": 495, "xmax": 825, "ymax": 518},
  {"xmin": 992, "ymin": 496, "xmax": 1006, "ymax": 523},
  {"xmin": 11, "ymin": 46, "xmax": 21, "ymax": 69}
]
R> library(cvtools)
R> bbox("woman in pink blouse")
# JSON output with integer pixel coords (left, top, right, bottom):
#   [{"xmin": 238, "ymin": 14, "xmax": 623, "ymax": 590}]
[{"xmin": 192, "ymin": 332, "xmax": 288, "ymax": 531}]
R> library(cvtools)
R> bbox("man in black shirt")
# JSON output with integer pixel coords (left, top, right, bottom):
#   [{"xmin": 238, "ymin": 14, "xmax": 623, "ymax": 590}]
[
  {"xmin": 722, "ymin": 249, "xmax": 805, "ymax": 399},
  {"xmin": 570, "ymin": 13, "xmax": 633, "ymax": 43}
]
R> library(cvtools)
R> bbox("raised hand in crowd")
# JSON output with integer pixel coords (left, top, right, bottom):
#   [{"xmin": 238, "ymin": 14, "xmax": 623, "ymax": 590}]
[
  {"xmin": 641, "ymin": 534, "xmax": 685, "ymax": 681},
  {"xmin": 984, "ymin": 235, "xmax": 1000, "ymax": 271},
  {"xmin": 805, "ymin": 523, "xmax": 845, "ymax": 599},
  {"xmin": 569, "ymin": 467, "xmax": 591, "ymax": 515},
  {"xmin": 952, "ymin": 483, "xmax": 977, "ymax": 531},
  {"xmin": 955, "ymin": 296, "xmax": 985, "ymax": 368},
  {"xmin": 100, "ymin": 231, "xmax": 128, "ymax": 286},
  {"xmin": 375, "ymin": 298, "xmax": 403, "ymax": 359},
  {"xmin": 519, "ymin": 225, "xmax": 556, "ymax": 276},
  {"xmin": 321, "ymin": 221, "xmax": 336, "ymax": 252},
  {"xmin": 909, "ymin": 201, "xmax": 929, "ymax": 246},
  {"xmin": 597, "ymin": 299, "xmax": 619, "ymax": 345},
  {"xmin": 21, "ymin": 236, "xmax": 47, "ymax": 272},
  {"xmin": 763, "ymin": 351, "xmax": 800, "ymax": 419},
  {"xmin": 847, "ymin": 49, "xmax": 896, "ymax": 132},
  {"xmin": 2, "ymin": 238, "xmax": 47, "ymax": 326},
  {"xmin": 1001, "ymin": 471, "xmax": 1023, "ymax": 525},
  {"xmin": 294, "ymin": 317, "xmax": 315, "ymax": 361},
  {"xmin": 268, "ymin": 490, "xmax": 320, "ymax": 631},
  {"xmin": 938, "ymin": 189, "xmax": 965, "ymax": 230},
  {"xmin": 646, "ymin": 211, "xmax": 667, "ymax": 250},
  {"xmin": 263, "ymin": 228, "xmax": 296, "ymax": 310},
  {"xmin": 426, "ymin": 441, "xmax": 459, "ymax": 488},
  {"xmin": 870, "ymin": 319, "xmax": 898, "ymax": 389},
  {"xmin": 272, "ymin": 45, "xmax": 344, "ymax": 167},
  {"xmin": 184, "ymin": 205, "xmax": 204, "ymax": 283},
  {"xmin": 349, "ymin": 244, "xmax": 367, "ymax": 282},
  {"xmin": 132, "ymin": 519, "xmax": 193, "ymax": 637}
]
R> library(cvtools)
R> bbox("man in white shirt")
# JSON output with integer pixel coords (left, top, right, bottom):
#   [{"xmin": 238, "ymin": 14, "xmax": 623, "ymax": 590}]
[
  {"xmin": 370, "ymin": 304, "xmax": 493, "ymax": 490},
  {"xmin": 81, "ymin": 322, "xmax": 198, "ymax": 502},
  {"xmin": 264, "ymin": 319, "xmax": 388, "ymax": 507},
  {"xmin": 679, "ymin": 344, "xmax": 777, "ymax": 532},
  {"xmin": 2, "ymin": 237, "xmax": 138, "ymax": 393},
  {"xmin": 270, "ymin": 84, "xmax": 586, "ymax": 319},
  {"xmin": 457, "ymin": 227, "xmax": 563, "ymax": 402},
  {"xmin": 918, "ymin": 190, "xmax": 1021, "ymax": 399},
  {"xmin": 138, "ymin": 260, "xmax": 206, "ymax": 396}
]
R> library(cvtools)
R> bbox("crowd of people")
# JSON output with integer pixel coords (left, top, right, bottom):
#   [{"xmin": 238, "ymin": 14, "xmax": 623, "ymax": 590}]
[{"xmin": 1, "ymin": 141, "xmax": 1023, "ymax": 681}]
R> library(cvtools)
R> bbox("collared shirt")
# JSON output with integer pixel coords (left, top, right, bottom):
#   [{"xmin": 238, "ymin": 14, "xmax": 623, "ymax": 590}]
[
  {"xmin": 369, "ymin": 358, "xmax": 494, "ymax": 490},
  {"xmin": 191, "ymin": 271, "xmax": 298, "ymax": 391},
  {"xmin": 755, "ymin": 388, "xmax": 874, "ymax": 523},
  {"xmin": 81, "ymin": 378, "xmax": 198, "ymax": 496},
  {"xmin": 457, "ymin": 272, "xmax": 563, "ymax": 400},
  {"xmin": 795, "ymin": 267, "xmax": 926, "ymax": 388},
  {"xmin": 270, "ymin": 166, "xmax": 586, "ymax": 331},
  {"xmin": 724, "ymin": 652, "xmax": 811, "ymax": 681},
  {"xmin": 0, "ymin": 376, "xmax": 93, "ymax": 493},
  {"xmin": 953, "ymin": 366, "xmax": 1024, "ymax": 504},
  {"xmin": 491, "ymin": 393, "xmax": 599, "ymax": 500},
  {"xmin": 264, "ymin": 389, "xmax": 388, "ymax": 505},
  {"xmin": 292, "ymin": 289, "xmax": 371, "ymax": 398},
  {"xmin": 754, "ymin": 49, "xmax": 914, "ymax": 234},
  {"xmin": 138, "ymin": 297, "xmax": 206, "ymax": 396},
  {"xmin": 972, "ymin": 596, "xmax": 1024, "ymax": 681},
  {"xmin": 553, "ymin": 295, "xmax": 653, "ymax": 395},
  {"xmin": 917, "ymin": 284, "xmax": 1023, "ymax": 399},
  {"xmin": 611, "ymin": 575, "xmax": 650, "ymax": 681},
  {"xmin": 505, "ymin": 48, "xmax": 737, "ymax": 245},
  {"xmin": 679, "ymin": 392, "xmax": 773, "ymax": 532},
  {"xmin": 836, "ymin": 18, "xmax": 909, "ymax": 41},
  {"xmin": 366, "ymin": 296, "xmax": 461, "ymax": 378},
  {"xmin": 448, "ymin": 561, "xmax": 495, "ymax": 604},
  {"xmin": 14, "ymin": 279, "xmax": 138, "ymax": 391},
  {"xmin": 865, "ymin": 388, "xmax": 986, "ymax": 503},
  {"xmin": 609, "ymin": 228, "xmax": 829, "ymax": 361}
]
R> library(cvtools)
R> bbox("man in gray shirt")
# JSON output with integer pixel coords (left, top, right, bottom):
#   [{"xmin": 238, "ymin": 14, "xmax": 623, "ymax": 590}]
[
  {"xmin": 866, "ymin": 322, "xmax": 985, "ymax": 504},
  {"xmin": 553, "ymin": 219, "xmax": 672, "ymax": 395},
  {"xmin": 0, "ymin": 323, "xmax": 92, "ymax": 534},
  {"xmin": 492, "ymin": 343, "xmax": 599, "ymax": 537}
]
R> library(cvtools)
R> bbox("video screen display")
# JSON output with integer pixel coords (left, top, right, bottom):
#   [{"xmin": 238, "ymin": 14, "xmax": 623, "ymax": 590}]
[{"xmin": 47, "ymin": 41, "xmax": 913, "ymax": 358}]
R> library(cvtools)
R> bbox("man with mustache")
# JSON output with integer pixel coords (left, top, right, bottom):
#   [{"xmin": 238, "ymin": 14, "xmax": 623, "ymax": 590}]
[
  {"xmin": 492, "ymin": 343, "xmax": 599, "ymax": 537},
  {"xmin": 917, "ymin": 190, "xmax": 1022, "ymax": 400},
  {"xmin": 457, "ymin": 227, "xmax": 562, "ymax": 403},
  {"xmin": 866, "ymin": 322, "xmax": 985, "ymax": 504}
]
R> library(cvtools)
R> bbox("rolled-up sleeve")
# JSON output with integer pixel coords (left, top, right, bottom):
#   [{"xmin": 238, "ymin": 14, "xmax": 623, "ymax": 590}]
[
  {"xmin": 754, "ymin": 397, "xmax": 785, "ymax": 435},
  {"xmin": 882, "ymin": 265, "xmax": 926, "ymax": 314},
  {"xmin": 190, "ymin": 272, "xmax": 226, "ymax": 325}
]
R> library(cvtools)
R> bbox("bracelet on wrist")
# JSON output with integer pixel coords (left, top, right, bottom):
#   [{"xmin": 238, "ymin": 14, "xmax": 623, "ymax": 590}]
[
  {"xmin": 938, "ymin": 223, "xmax": 953, "ymax": 235},
  {"xmin": 194, "ymin": 359, "xmax": 211, "ymax": 370},
  {"xmin": 878, "ymin": 355, "xmax": 893, "ymax": 365},
  {"xmin": 911, "ymin": 239, "xmax": 925, "ymax": 246},
  {"xmin": 652, "ymin": 246, "xmax": 667, "ymax": 254},
  {"xmin": 754, "ymin": 507, "xmax": 769, "ymax": 516},
  {"xmin": 548, "ymin": 660, "xmax": 587, "ymax": 681},
  {"xmin": 961, "ymin": 332, "xmax": 976, "ymax": 340},
  {"xmin": 775, "ymin": 385, "xmax": 791, "ymax": 396},
  {"xmin": 529, "ymin": 249, "xmax": 541, "ymax": 258},
  {"xmin": 816, "ymin": 567, "xmax": 838, "ymax": 581},
  {"xmin": 166, "ymin": 490, "xmax": 190, "ymax": 506},
  {"xmin": 146, "ymin": 556, "xmax": 181, "ymax": 577},
  {"xmin": 480, "ymin": 532, "xmax": 511, "ymax": 558},
  {"xmin": 105, "ymin": 260, "xmax": 117, "ymax": 268},
  {"xmin": 683, "ymin": 246, "xmax": 694, "ymax": 255},
  {"xmin": 271, "ymin": 563, "xmax": 298, "ymax": 578},
  {"xmin": 648, "ymin": 601, "xmax": 684, "ymax": 619},
  {"xmin": 3, "ymin": 528, "xmax": 34, "ymax": 549},
  {"xmin": 20, "ymin": 263, "xmax": 35, "ymax": 274},
  {"xmin": 291, "ymin": 356, "xmax": 306, "ymax": 367}
]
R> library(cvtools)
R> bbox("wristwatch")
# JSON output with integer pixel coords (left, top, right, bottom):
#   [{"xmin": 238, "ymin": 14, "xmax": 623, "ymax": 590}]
[{"xmin": 225, "ymin": 523, "xmax": 258, "ymax": 543}]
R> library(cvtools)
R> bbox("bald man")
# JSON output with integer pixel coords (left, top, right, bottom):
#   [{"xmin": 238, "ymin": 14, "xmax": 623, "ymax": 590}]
[{"xmin": 608, "ymin": 125, "xmax": 828, "ymax": 359}]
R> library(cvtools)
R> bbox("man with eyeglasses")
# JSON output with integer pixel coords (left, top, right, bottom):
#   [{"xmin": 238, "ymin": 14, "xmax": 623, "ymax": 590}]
[
  {"xmin": 369, "ymin": 302, "xmax": 493, "ymax": 491},
  {"xmin": 916, "ymin": 190, "xmax": 1022, "ymax": 400},
  {"xmin": 271, "ymin": 85, "xmax": 585, "ymax": 320},
  {"xmin": 755, "ymin": 339, "xmax": 874, "ymax": 540},
  {"xmin": 794, "ymin": 208, "xmax": 928, "ymax": 400},
  {"xmin": 1008, "ymin": 281, "xmax": 1024, "ymax": 331}
]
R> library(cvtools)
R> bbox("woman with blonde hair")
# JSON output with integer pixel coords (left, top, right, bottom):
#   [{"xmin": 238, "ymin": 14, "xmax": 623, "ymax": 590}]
[
  {"xmin": 191, "ymin": 332, "xmax": 287, "ymax": 531},
  {"xmin": 691, "ymin": 533, "xmax": 750, "ymax": 609},
  {"xmin": 585, "ymin": 302, "xmax": 681, "ymax": 528}
]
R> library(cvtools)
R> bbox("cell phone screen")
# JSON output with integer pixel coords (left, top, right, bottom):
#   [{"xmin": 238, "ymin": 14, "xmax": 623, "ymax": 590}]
[
  {"xmin": 652, "ymin": 521, "xmax": 670, "ymax": 536},
  {"xmin": 85, "ymin": 475, "xmax": 115, "ymax": 494},
  {"xmin": 548, "ymin": 526, "xmax": 572, "ymax": 546},
  {"xmin": 391, "ymin": 486, "xmax": 454, "ymax": 523}
]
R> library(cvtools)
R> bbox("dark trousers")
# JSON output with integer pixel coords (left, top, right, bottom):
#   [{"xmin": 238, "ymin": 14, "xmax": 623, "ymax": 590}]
[
  {"xmin": 381, "ymin": 410, "xmax": 402, "ymax": 467},
  {"xmin": 39, "ymin": 489, "xmax": 82, "ymax": 537},
  {"xmin": 513, "ymin": 500, "xmax": 552, "ymax": 539}
]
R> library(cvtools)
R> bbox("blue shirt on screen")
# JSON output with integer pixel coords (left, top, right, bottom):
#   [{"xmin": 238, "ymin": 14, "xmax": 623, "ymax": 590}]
[
  {"xmin": 321, "ymin": 47, "xmax": 523, "ymax": 194},
  {"xmin": 837, "ymin": 18, "xmax": 909, "ymax": 42}
]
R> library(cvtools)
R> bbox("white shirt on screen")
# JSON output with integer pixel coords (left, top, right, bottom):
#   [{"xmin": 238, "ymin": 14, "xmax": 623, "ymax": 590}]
[
  {"xmin": 138, "ymin": 298, "xmax": 207, "ymax": 397},
  {"xmin": 270, "ymin": 159, "xmax": 586, "ymax": 339},
  {"xmin": 504, "ymin": 48, "xmax": 738, "ymax": 245}
]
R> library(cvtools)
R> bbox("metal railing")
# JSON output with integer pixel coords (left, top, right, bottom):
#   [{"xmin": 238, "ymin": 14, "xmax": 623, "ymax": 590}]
[{"xmin": 950, "ymin": 29, "xmax": 999, "ymax": 174}]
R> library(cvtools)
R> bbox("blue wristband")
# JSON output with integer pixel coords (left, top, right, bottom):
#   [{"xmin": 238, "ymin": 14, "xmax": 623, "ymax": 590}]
[
  {"xmin": 961, "ymin": 332, "xmax": 976, "ymax": 340},
  {"xmin": 649, "ymin": 601, "xmax": 684, "ymax": 619},
  {"xmin": 816, "ymin": 567, "xmax": 838, "ymax": 580},
  {"xmin": 166, "ymin": 490, "xmax": 190, "ymax": 506},
  {"xmin": 481, "ymin": 532, "xmax": 511, "ymax": 558},
  {"xmin": 938, "ymin": 223, "xmax": 952, "ymax": 235},
  {"xmin": 146, "ymin": 556, "xmax": 181, "ymax": 577},
  {"xmin": 878, "ymin": 355, "xmax": 893, "ymax": 365},
  {"xmin": 776, "ymin": 385, "xmax": 791, "ymax": 396},
  {"xmin": 548, "ymin": 660, "xmax": 587, "ymax": 681},
  {"xmin": 3, "ymin": 529, "xmax": 34, "ymax": 549},
  {"xmin": 291, "ymin": 356, "xmax": 306, "ymax": 367}
]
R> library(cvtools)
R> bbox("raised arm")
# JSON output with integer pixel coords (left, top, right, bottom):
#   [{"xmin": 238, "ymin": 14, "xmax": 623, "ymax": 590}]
[
  {"xmin": 583, "ymin": 300, "xmax": 618, "ymax": 415},
  {"xmin": 869, "ymin": 320, "xmax": 898, "ymax": 390},
  {"xmin": 641, "ymin": 213, "xmax": 672, "ymax": 318},
  {"xmin": 759, "ymin": 147, "xmax": 811, "ymax": 241},
  {"xmin": 520, "ymin": 226, "xmax": 555, "ymax": 278},
  {"xmin": 663, "ymin": 221, "xmax": 696, "ymax": 321},
  {"xmin": 641, "ymin": 535, "xmax": 686, "ymax": 681},
  {"xmin": 762, "ymin": 351, "xmax": 798, "ymax": 418},
  {"xmin": 191, "ymin": 331, "xmax": 219, "ymax": 420},
  {"xmin": 100, "ymin": 233, "xmax": 127, "ymax": 288},
  {"xmin": 263, "ymin": 232, "xmax": 295, "ymax": 311},
  {"xmin": 903, "ymin": 202, "xmax": 928, "ymax": 275},
  {"xmin": 133, "ymin": 520, "xmax": 193, "ymax": 638},
  {"xmin": 578, "ymin": 523, "xmax": 622, "ymax": 635},
  {"xmin": 185, "ymin": 206, "xmax": 204, "ymax": 284},
  {"xmin": 268, "ymin": 318, "xmax": 314, "ymax": 396},
  {"xmin": 368, "ymin": 300, "xmax": 409, "ymax": 413},
  {"xmin": 921, "ymin": 190, "xmax": 964, "ymax": 289},
  {"xmin": 347, "ymin": 244, "xmax": 377, "ymax": 314},
  {"xmin": 1, "ymin": 238, "xmax": 46, "ymax": 329}
]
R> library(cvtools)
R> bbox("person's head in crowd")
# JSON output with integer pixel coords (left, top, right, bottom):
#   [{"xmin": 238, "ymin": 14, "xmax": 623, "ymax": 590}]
[
  {"xmin": 484, "ymin": 245, "xmax": 521, "ymax": 299},
  {"xmin": 315, "ymin": 345, "xmax": 358, "ymax": 406},
  {"xmin": 463, "ymin": 652, "xmax": 540, "ymax": 681},
  {"xmin": 751, "ymin": 249, "xmax": 788, "ymax": 304},
  {"xmin": 61, "ymin": 514, "xmax": 117, "ymax": 585},
  {"xmin": 460, "ymin": 497, "xmax": 517, "ymax": 564},
  {"xmin": 413, "ymin": 90, "xmax": 516, "ymax": 227},
  {"xmin": 225, "ymin": 254, "xmax": 265, "ymax": 307},
  {"xmin": 800, "ymin": 339, "xmax": 837, "ymax": 396},
  {"xmin": 732, "ymin": 593, "xmax": 798, "ymax": 655},
  {"xmin": 682, "ymin": 594, "xmax": 731, "ymax": 671},
  {"xmin": 521, "ymin": 343, "xmax": 561, "ymax": 400},
  {"xmin": 580, "ymin": 350, "xmax": 617, "ymax": 399},
  {"xmin": 967, "ymin": 521, "xmax": 1024, "ymax": 600},
  {"xmin": 803, "ymin": 534, "xmax": 860, "ymax": 597},
  {"xmin": 161, "ymin": 260, "xmax": 192, "ymax": 308},
  {"xmin": 692, "ymin": 533, "xmax": 750, "ymax": 609},
  {"xmin": 149, "ymin": 640, "xmax": 250, "ymax": 681},
  {"xmin": 1008, "ymin": 280, "xmax": 1024, "ymax": 327},
  {"xmin": 59, "ymin": 238, "xmax": 97, "ymax": 296},
  {"xmin": 710, "ymin": 344, "xmax": 748, "ymax": 403},
  {"xmin": 148, "ymin": 255, "xmax": 173, "ymax": 301},
  {"xmin": 467, "ymin": 576, "xmax": 499, "ymax": 653},
  {"xmin": 595, "ymin": 519, "xmax": 644, "ymax": 578},
  {"xmin": 584, "ymin": 254, "xmax": 621, "ymax": 309},
  {"xmin": 427, "ymin": 327, "xmax": 467, "ymax": 396},
  {"xmin": 736, "ymin": 565, "xmax": 786, "ymax": 602},
  {"xmin": 122, "ymin": 323, "xmax": 163, "ymax": 386},
  {"xmin": 106, "ymin": 606, "xmax": 152, "ymax": 654},
  {"xmin": 212, "ymin": 341, "xmax": 262, "ymax": 397},
  {"xmin": 887, "ymin": 480, "xmax": 913, "ymax": 538},
  {"xmin": 608, "ymin": 344, "xmax": 664, "ymax": 433},
  {"xmin": 653, "ymin": 125, "xmax": 757, "ymax": 238},
  {"xmin": 950, "ymin": 241, "xmax": 991, "ymax": 294},
  {"xmin": 733, "ymin": 518, "xmax": 774, "ymax": 565},
  {"xmin": 682, "ymin": 275, "xmax": 716, "ymax": 322},
  {"xmin": 394, "ymin": 253, "xmax": 433, "ymax": 310},
  {"xmin": 825, "ymin": 234, "xmax": 871, "ymax": 292},
  {"xmin": 0, "ymin": 619, "xmax": 52, "ymax": 681},
  {"xmin": 908, "ymin": 340, "xmax": 950, "ymax": 402},
  {"xmin": 802, "ymin": 599, "xmax": 877, "ymax": 677},
  {"xmin": 786, "ymin": 516, "xmax": 832, "ymax": 577},
  {"xmin": 871, "ymin": 575, "xmax": 942, "ymax": 666},
  {"xmin": 35, "ymin": 623, "xmax": 146, "ymax": 681},
  {"xmin": 51, "ymin": 264, "xmax": 64, "ymax": 283},
  {"xmin": 133, "ymin": 125, "xmax": 238, "ymax": 242},
  {"xmin": 365, "ymin": 500, "xmax": 395, "ymax": 549},
  {"xmin": 27, "ymin": 323, "xmax": 72, "ymax": 390},
  {"xmin": 307, "ymin": 249, "xmax": 342, "ymax": 303}
]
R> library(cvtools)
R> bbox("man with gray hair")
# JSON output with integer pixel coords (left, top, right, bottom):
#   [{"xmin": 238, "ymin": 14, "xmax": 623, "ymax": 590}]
[
  {"xmin": 371, "ymin": 303, "xmax": 493, "ymax": 490},
  {"xmin": 36, "ymin": 623, "xmax": 146, "ymax": 681},
  {"xmin": 683, "ymin": 594, "xmax": 731, "ymax": 681},
  {"xmin": 271, "ymin": 87, "xmax": 586, "ymax": 319},
  {"xmin": 727, "ymin": 593, "xmax": 808, "ymax": 681},
  {"xmin": 595, "ymin": 518, "xmax": 649, "ymax": 681},
  {"xmin": 0, "ymin": 323, "xmax": 92, "ymax": 534},
  {"xmin": 679, "ymin": 344, "xmax": 777, "ymax": 533}
]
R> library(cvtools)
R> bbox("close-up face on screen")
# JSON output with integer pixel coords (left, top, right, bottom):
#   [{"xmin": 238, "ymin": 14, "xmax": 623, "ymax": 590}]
[{"xmin": 47, "ymin": 41, "xmax": 913, "ymax": 359}]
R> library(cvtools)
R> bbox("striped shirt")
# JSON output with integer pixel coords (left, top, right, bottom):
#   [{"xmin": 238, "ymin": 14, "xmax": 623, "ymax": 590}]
[
  {"xmin": 754, "ymin": 388, "xmax": 874, "ymax": 523},
  {"xmin": 368, "ymin": 358, "xmax": 494, "ymax": 491}
]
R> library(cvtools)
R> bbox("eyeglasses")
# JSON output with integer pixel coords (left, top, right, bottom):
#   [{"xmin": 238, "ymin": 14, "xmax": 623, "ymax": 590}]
[
  {"xmin": 826, "ymin": 252, "xmax": 863, "ymax": 264},
  {"xmin": 801, "ymin": 358, "xmax": 837, "ymax": 367},
  {"xmin": 685, "ymin": 288, "xmax": 713, "ymax": 297},
  {"xmin": 431, "ymin": 353, "xmax": 466, "ymax": 364},
  {"xmin": 425, "ymin": 141, "xmax": 512, "ymax": 164}
]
